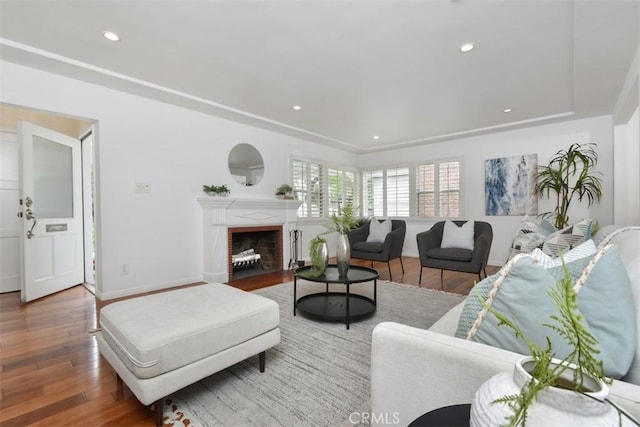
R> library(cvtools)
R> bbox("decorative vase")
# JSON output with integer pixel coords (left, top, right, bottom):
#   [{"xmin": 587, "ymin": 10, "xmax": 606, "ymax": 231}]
[
  {"xmin": 470, "ymin": 356, "xmax": 618, "ymax": 427},
  {"xmin": 336, "ymin": 232, "xmax": 350, "ymax": 277},
  {"xmin": 311, "ymin": 242, "xmax": 329, "ymax": 276}
]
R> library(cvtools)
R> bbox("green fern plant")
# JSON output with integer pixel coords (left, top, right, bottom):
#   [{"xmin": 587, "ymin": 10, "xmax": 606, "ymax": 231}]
[
  {"xmin": 326, "ymin": 202, "xmax": 358, "ymax": 234},
  {"xmin": 481, "ymin": 261, "xmax": 611, "ymax": 426}
]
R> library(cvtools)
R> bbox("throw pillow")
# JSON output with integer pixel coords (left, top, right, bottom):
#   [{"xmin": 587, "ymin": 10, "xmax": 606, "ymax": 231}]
[
  {"xmin": 529, "ymin": 239, "xmax": 597, "ymax": 269},
  {"xmin": 367, "ymin": 218, "xmax": 392, "ymax": 243},
  {"xmin": 455, "ymin": 254, "xmax": 592, "ymax": 339},
  {"xmin": 539, "ymin": 219, "xmax": 592, "ymax": 258},
  {"xmin": 572, "ymin": 244, "xmax": 637, "ymax": 378},
  {"xmin": 441, "ymin": 221, "xmax": 474, "ymax": 251},
  {"xmin": 508, "ymin": 216, "xmax": 555, "ymax": 259},
  {"xmin": 459, "ymin": 244, "xmax": 635, "ymax": 378}
]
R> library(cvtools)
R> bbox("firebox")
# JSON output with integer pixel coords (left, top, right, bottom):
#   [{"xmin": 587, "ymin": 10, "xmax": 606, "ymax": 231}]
[{"xmin": 227, "ymin": 225, "xmax": 283, "ymax": 280}]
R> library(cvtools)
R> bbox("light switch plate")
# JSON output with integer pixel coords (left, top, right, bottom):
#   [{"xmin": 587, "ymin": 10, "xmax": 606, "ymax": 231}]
[{"xmin": 135, "ymin": 182, "xmax": 151, "ymax": 193}]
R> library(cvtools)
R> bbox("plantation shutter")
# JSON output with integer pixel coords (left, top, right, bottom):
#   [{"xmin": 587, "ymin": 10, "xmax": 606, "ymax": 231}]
[
  {"xmin": 417, "ymin": 163, "xmax": 436, "ymax": 218},
  {"xmin": 328, "ymin": 168, "xmax": 359, "ymax": 215},
  {"xmin": 386, "ymin": 167, "xmax": 410, "ymax": 217},
  {"xmin": 362, "ymin": 170, "xmax": 384, "ymax": 217},
  {"xmin": 292, "ymin": 159, "xmax": 323, "ymax": 218},
  {"xmin": 439, "ymin": 161, "xmax": 460, "ymax": 217}
]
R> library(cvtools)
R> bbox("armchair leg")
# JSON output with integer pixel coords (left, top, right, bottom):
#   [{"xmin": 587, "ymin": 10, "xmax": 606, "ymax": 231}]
[
  {"xmin": 440, "ymin": 270, "xmax": 444, "ymax": 290},
  {"xmin": 387, "ymin": 262, "xmax": 393, "ymax": 282},
  {"xmin": 419, "ymin": 267, "xmax": 423, "ymax": 286},
  {"xmin": 399, "ymin": 257, "xmax": 405, "ymax": 274},
  {"xmin": 483, "ymin": 267, "xmax": 488, "ymax": 278}
]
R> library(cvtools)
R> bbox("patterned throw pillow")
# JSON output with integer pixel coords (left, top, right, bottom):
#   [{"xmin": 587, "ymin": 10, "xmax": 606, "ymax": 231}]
[
  {"xmin": 508, "ymin": 216, "xmax": 555, "ymax": 259},
  {"xmin": 539, "ymin": 219, "xmax": 592, "ymax": 257}
]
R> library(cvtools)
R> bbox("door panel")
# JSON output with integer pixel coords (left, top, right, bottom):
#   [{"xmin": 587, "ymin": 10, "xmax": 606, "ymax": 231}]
[
  {"xmin": 19, "ymin": 121, "xmax": 83, "ymax": 302},
  {"xmin": 0, "ymin": 131, "xmax": 20, "ymax": 292}
]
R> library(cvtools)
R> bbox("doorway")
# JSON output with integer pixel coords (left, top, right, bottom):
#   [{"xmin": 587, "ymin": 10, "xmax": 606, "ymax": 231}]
[{"xmin": 0, "ymin": 103, "xmax": 98, "ymax": 298}]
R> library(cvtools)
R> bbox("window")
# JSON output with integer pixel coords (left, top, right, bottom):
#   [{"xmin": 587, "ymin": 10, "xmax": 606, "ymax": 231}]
[
  {"xmin": 362, "ymin": 170, "xmax": 384, "ymax": 217},
  {"xmin": 362, "ymin": 167, "xmax": 410, "ymax": 217},
  {"xmin": 292, "ymin": 159, "xmax": 358, "ymax": 218},
  {"xmin": 416, "ymin": 160, "xmax": 461, "ymax": 218},
  {"xmin": 292, "ymin": 159, "xmax": 323, "ymax": 218},
  {"xmin": 327, "ymin": 168, "xmax": 358, "ymax": 215},
  {"xmin": 293, "ymin": 157, "xmax": 462, "ymax": 220}
]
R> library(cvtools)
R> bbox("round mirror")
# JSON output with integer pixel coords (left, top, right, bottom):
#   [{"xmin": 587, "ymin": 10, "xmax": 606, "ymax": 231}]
[{"xmin": 228, "ymin": 143, "xmax": 264, "ymax": 186}]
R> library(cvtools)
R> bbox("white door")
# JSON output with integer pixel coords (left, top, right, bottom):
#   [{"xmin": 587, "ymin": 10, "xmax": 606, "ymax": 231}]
[
  {"xmin": 18, "ymin": 121, "xmax": 84, "ymax": 302},
  {"xmin": 0, "ymin": 131, "xmax": 21, "ymax": 292}
]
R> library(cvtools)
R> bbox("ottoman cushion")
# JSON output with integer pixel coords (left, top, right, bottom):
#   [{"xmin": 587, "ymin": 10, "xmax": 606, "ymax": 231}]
[{"xmin": 100, "ymin": 283, "xmax": 279, "ymax": 379}]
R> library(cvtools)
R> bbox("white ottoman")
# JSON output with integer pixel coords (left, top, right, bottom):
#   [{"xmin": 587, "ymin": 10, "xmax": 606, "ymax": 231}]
[{"xmin": 97, "ymin": 283, "xmax": 280, "ymax": 426}]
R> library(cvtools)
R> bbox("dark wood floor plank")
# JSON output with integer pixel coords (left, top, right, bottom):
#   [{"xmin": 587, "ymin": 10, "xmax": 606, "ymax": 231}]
[{"xmin": 0, "ymin": 393, "xmax": 87, "ymax": 427}]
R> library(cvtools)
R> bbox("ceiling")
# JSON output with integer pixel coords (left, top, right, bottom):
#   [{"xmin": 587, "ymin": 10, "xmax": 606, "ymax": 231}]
[{"xmin": 1, "ymin": 0, "xmax": 638, "ymax": 153}]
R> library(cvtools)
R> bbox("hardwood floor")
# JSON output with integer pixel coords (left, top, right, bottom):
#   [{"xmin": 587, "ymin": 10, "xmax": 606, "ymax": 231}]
[{"xmin": 0, "ymin": 257, "xmax": 498, "ymax": 426}]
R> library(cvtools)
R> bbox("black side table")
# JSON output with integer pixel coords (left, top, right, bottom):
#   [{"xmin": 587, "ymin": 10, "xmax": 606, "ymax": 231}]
[{"xmin": 408, "ymin": 404, "xmax": 470, "ymax": 427}]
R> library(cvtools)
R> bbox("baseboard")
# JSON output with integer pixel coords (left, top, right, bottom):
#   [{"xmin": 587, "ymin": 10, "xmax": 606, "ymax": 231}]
[{"xmin": 96, "ymin": 275, "xmax": 204, "ymax": 301}]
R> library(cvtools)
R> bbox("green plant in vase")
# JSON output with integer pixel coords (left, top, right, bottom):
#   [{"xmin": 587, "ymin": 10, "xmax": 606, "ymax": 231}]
[
  {"xmin": 325, "ymin": 202, "xmax": 358, "ymax": 234},
  {"xmin": 326, "ymin": 202, "xmax": 358, "ymax": 277},
  {"xmin": 275, "ymin": 184, "xmax": 294, "ymax": 199},
  {"xmin": 300, "ymin": 235, "xmax": 328, "ymax": 278}
]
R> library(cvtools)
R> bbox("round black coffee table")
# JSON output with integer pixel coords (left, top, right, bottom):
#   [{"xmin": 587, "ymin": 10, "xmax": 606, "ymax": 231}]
[{"xmin": 294, "ymin": 265, "xmax": 379, "ymax": 329}]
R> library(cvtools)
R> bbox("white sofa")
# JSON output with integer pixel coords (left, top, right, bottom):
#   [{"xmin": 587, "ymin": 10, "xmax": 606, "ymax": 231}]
[{"xmin": 371, "ymin": 226, "xmax": 640, "ymax": 426}]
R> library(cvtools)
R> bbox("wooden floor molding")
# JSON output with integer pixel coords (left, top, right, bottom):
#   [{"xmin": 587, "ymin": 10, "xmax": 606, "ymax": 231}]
[{"xmin": 0, "ymin": 257, "xmax": 498, "ymax": 426}]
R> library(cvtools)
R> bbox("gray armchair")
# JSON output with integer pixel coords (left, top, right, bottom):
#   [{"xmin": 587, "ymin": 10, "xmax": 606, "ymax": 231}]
[
  {"xmin": 416, "ymin": 220, "xmax": 493, "ymax": 288},
  {"xmin": 348, "ymin": 219, "xmax": 406, "ymax": 281}
]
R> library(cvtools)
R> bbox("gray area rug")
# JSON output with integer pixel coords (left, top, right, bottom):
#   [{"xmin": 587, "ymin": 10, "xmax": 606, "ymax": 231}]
[{"xmin": 164, "ymin": 280, "xmax": 464, "ymax": 426}]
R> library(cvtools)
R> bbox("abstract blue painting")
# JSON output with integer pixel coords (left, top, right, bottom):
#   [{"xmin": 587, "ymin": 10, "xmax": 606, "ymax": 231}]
[{"xmin": 485, "ymin": 154, "xmax": 538, "ymax": 216}]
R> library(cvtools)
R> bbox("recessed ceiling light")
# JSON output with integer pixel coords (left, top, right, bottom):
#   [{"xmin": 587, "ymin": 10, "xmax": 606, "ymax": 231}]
[
  {"xmin": 504, "ymin": 108, "xmax": 512, "ymax": 113},
  {"xmin": 373, "ymin": 135, "xmax": 380, "ymax": 140},
  {"xmin": 103, "ymin": 31, "xmax": 120, "ymax": 42},
  {"xmin": 459, "ymin": 42, "xmax": 475, "ymax": 53},
  {"xmin": 293, "ymin": 105, "xmax": 301, "ymax": 110}
]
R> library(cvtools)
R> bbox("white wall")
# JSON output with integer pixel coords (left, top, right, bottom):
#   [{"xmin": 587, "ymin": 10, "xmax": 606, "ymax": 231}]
[
  {"xmin": 614, "ymin": 107, "xmax": 640, "ymax": 225},
  {"xmin": 0, "ymin": 59, "xmax": 626, "ymax": 296},
  {"xmin": 1, "ymin": 60, "xmax": 357, "ymax": 299},
  {"xmin": 358, "ymin": 116, "xmax": 615, "ymax": 265}
]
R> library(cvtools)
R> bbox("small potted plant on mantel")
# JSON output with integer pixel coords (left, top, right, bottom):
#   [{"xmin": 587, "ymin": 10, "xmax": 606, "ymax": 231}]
[
  {"xmin": 202, "ymin": 184, "xmax": 231, "ymax": 197},
  {"xmin": 275, "ymin": 184, "xmax": 294, "ymax": 199}
]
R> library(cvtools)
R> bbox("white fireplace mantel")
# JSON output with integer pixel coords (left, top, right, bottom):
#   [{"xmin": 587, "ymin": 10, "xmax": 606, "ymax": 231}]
[{"xmin": 198, "ymin": 197, "xmax": 302, "ymax": 282}]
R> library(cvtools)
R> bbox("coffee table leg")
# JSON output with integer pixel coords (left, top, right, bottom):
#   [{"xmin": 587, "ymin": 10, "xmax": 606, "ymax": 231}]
[
  {"xmin": 346, "ymin": 283, "xmax": 350, "ymax": 330},
  {"xmin": 293, "ymin": 276, "xmax": 297, "ymax": 316},
  {"xmin": 374, "ymin": 278, "xmax": 377, "ymax": 306}
]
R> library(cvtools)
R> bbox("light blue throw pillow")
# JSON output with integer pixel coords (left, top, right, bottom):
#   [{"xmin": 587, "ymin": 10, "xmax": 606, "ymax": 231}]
[
  {"xmin": 573, "ymin": 245, "xmax": 637, "ymax": 378},
  {"xmin": 460, "ymin": 246, "xmax": 636, "ymax": 378},
  {"xmin": 455, "ymin": 255, "xmax": 592, "ymax": 339}
]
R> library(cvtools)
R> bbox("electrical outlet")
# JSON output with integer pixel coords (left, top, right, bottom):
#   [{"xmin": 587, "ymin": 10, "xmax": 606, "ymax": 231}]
[{"xmin": 120, "ymin": 264, "xmax": 129, "ymax": 275}]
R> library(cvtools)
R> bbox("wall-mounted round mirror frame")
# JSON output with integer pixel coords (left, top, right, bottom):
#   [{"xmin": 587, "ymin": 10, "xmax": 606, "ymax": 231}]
[{"xmin": 228, "ymin": 143, "xmax": 264, "ymax": 186}]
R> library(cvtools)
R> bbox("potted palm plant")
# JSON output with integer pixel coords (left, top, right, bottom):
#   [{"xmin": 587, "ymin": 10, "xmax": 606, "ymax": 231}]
[{"xmin": 535, "ymin": 143, "xmax": 603, "ymax": 229}]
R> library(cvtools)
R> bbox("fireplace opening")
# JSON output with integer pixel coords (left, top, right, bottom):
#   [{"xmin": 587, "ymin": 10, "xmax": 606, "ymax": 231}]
[{"xmin": 228, "ymin": 226, "xmax": 283, "ymax": 280}]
